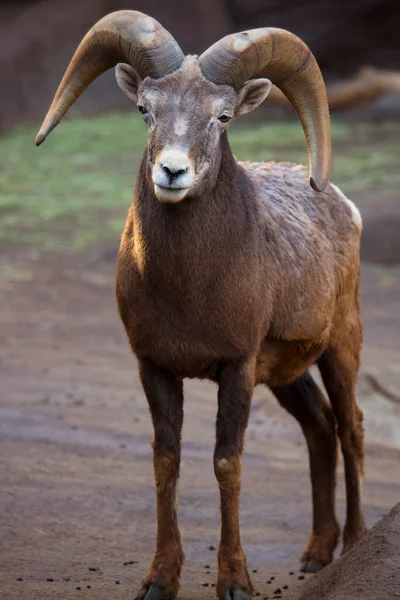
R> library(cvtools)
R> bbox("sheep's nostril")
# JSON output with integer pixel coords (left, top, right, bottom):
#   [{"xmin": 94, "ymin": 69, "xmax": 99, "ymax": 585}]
[
  {"xmin": 162, "ymin": 164, "xmax": 188, "ymax": 181},
  {"xmin": 162, "ymin": 164, "xmax": 172, "ymax": 176}
]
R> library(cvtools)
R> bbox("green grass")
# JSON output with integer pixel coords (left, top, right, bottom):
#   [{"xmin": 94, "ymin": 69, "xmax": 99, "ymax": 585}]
[{"xmin": 1, "ymin": 113, "xmax": 399, "ymax": 255}]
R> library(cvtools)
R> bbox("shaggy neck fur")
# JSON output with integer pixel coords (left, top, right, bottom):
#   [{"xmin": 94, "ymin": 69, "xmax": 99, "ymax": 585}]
[{"xmin": 132, "ymin": 133, "xmax": 260, "ymax": 271}]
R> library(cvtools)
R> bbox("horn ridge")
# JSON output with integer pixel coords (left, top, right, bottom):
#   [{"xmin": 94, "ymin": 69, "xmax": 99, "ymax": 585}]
[
  {"xmin": 35, "ymin": 10, "xmax": 184, "ymax": 146},
  {"xmin": 199, "ymin": 28, "xmax": 331, "ymax": 192}
]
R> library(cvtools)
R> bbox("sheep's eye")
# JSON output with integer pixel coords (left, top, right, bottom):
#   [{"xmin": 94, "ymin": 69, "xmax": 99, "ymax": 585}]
[
  {"xmin": 138, "ymin": 105, "xmax": 148, "ymax": 115},
  {"xmin": 218, "ymin": 115, "xmax": 231, "ymax": 123}
]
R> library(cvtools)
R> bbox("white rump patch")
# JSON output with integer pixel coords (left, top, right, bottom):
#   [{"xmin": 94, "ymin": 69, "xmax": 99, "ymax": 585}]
[
  {"xmin": 174, "ymin": 116, "xmax": 189, "ymax": 137},
  {"xmin": 330, "ymin": 183, "xmax": 362, "ymax": 230}
]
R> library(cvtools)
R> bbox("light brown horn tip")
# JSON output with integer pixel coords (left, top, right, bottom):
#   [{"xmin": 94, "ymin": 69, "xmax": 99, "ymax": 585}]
[
  {"xmin": 35, "ymin": 117, "xmax": 58, "ymax": 146},
  {"xmin": 310, "ymin": 176, "xmax": 327, "ymax": 193},
  {"xmin": 35, "ymin": 132, "xmax": 46, "ymax": 146}
]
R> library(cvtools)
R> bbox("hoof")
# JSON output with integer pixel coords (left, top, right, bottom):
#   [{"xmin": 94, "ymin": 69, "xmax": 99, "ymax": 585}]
[
  {"xmin": 300, "ymin": 557, "xmax": 326, "ymax": 573},
  {"xmin": 221, "ymin": 585, "xmax": 250, "ymax": 600},
  {"xmin": 135, "ymin": 583, "xmax": 174, "ymax": 600}
]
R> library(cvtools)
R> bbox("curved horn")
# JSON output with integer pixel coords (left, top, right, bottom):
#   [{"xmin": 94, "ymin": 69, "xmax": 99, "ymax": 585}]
[
  {"xmin": 35, "ymin": 10, "xmax": 184, "ymax": 146},
  {"xmin": 199, "ymin": 29, "xmax": 331, "ymax": 192}
]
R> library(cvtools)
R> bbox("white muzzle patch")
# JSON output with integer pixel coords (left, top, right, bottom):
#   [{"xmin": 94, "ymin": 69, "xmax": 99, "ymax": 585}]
[{"xmin": 152, "ymin": 147, "xmax": 195, "ymax": 203}]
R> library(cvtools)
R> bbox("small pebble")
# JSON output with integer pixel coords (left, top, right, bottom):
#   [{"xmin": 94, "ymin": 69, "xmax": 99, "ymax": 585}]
[
  {"xmin": 46, "ymin": 578, "xmax": 54, "ymax": 582},
  {"xmin": 289, "ymin": 571, "xmax": 294, "ymax": 575},
  {"xmin": 263, "ymin": 597, "xmax": 270, "ymax": 600},
  {"xmin": 255, "ymin": 593, "xmax": 260, "ymax": 597},
  {"xmin": 283, "ymin": 585, "xmax": 289, "ymax": 589},
  {"xmin": 270, "ymin": 576, "xmax": 275, "ymax": 580},
  {"xmin": 123, "ymin": 560, "xmax": 138, "ymax": 566},
  {"xmin": 267, "ymin": 580, "xmax": 272, "ymax": 584},
  {"xmin": 115, "ymin": 580, "xmax": 121, "ymax": 585},
  {"xmin": 274, "ymin": 589, "xmax": 281, "ymax": 594},
  {"xmin": 205, "ymin": 570, "xmax": 210, "ymax": 574},
  {"xmin": 212, "ymin": 583, "xmax": 216, "ymax": 587},
  {"xmin": 63, "ymin": 577, "xmax": 70, "ymax": 582},
  {"xmin": 252, "ymin": 568, "xmax": 258, "ymax": 573},
  {"xmin": 273, "ymin": 596, "xmax": 282, "ymax": 599},
  {"xmin": 201, "ymin": 582, "xmax": 209, "ymax": 587},
  {"xmin": 88, "ymin": 567, "xmax": 98, "ymax": 572},
  {"xmin": 87, "ymin": 585, "xmax": 91, "ymax": 589},
  {"xmin": 208, "ymin": 545, "xmax": 216, "ymax": 551},
  {"xmin": 76, "ymin": 586, "xmax": 81, "ymax": 591},
  {"xmin": 17, "ymin": 577, "xmax": 23, "ymax": 582},
  {"xmin": 298, "ymin": 574, "xmax": 305, "ymax": 580},
  {"xmin": 204, "ymin": 564, "xmax": 210, "ymax": 569}
]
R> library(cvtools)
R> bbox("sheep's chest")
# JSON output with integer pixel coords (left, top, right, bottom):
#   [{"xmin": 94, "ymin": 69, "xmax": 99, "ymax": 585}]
[{"xmin": 116, "ymin": 250, "xmax": 263, "ymax": 378}]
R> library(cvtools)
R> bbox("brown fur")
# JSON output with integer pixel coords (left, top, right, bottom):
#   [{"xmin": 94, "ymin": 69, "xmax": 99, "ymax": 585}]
[{"xmin": 115, "ymin": 58, "xmax": 365, "ymax": 599}]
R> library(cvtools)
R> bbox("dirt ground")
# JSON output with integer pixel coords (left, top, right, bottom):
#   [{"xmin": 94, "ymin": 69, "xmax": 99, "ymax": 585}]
[{"xmin": 1, "ymin": 237, "xmax": 400, "ymax": 600}]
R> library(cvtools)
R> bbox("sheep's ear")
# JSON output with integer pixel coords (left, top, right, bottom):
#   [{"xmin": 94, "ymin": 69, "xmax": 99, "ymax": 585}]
[
  {"xmin": 235, "ymin": 78, "xmax": 272, "ymax": 117},
  {"xmin": 115, "ymin": 63, "xmax": 141, "ymax": 103}
]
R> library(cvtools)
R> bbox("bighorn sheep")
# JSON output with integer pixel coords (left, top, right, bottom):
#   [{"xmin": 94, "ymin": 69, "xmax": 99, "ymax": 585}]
[{"xmin": 36, "ymin": 11, "xmax": 366, "ymax": 600}]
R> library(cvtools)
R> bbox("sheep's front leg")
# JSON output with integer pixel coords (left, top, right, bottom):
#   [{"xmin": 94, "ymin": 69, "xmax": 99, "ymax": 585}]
[
  {"xmin": 136, "ymin": 359, "xmax": 184, "ymax": 600},
  {"xmin": 215, "ymin": 358, "xmax": 255, "ymax": 600}
]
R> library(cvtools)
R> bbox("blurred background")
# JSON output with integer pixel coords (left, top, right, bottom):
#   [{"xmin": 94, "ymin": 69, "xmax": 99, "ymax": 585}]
[
  {"xmin": 1, "ymin": 0, "xmax": 400, "ymax": 262},
  {"xmin": 0, "ymin": 0, "xmax": 400, "ymax": 131},
  {"xmin": 1, "ymin": 1, "xmax": 400, "ymax": 598},
  {"xmin": 1, "ymin": 0, "xmax": 400, "ymax": 131}
]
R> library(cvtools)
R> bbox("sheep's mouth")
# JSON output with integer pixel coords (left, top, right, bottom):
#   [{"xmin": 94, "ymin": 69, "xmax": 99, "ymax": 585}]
[
  {"xmin": 154, "ymin": 184, "xmax": 189, "ymax": 204},
  {"xmin": 156, "ymin": 185, "xmax": 187, "ymax": 191}
]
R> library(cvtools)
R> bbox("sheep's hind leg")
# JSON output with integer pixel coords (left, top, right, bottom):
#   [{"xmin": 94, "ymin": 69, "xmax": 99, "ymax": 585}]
[
  {"xmin": 270, "ymin": 371, "xmax": 340, "ymax": 573},
  {"xmin": 318, "ymin": 331, "xmax": 367, "ymax": 555},
  {"xmin": 215, "ymin": 358, "xmax": 255, "ymax": 600},
  {"xmin": 135, "ymin": 359, "xmax": 184, "ymax": 600}
]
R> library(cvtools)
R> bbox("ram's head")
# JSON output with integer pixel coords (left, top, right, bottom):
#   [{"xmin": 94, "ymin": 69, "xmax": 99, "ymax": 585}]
[{"xmin": 36, "ymin": 11, "xmax": 331, "ymax": 202}]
